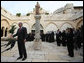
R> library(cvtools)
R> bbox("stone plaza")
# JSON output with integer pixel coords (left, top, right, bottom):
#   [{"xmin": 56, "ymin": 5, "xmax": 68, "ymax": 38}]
[{"xmin": 1, "ymin": 41, "xmax": 83, "ymax": 62}]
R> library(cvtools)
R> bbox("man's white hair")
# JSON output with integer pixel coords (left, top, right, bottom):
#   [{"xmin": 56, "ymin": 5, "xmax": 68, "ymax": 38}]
[{"xmin": 18, "ymin": 22, "xmax": 23, "ymax": 26}]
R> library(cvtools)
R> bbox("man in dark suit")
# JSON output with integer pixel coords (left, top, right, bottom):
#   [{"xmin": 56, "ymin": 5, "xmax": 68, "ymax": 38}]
[
  {"xmin": 13, "ymin": 22, "xmax": 27, "ymax": 61},
  {"xmin": 51, "ymin": 31, "xmax": 55, "ymax": 42},
  {"xmin": 66, "ymin": 28, "xmax": 74, "ymax": 57},
  {"xmin": 45, "ymin": 33, "xmax": 49, "ymax": 42},
  {"xmin": 61, "ymin": 30, "xmax": 66, "ymax": 46},
  {"xmin": 41, "ymin": 32, "xmax": 45, "ymax": 42},
  {"xmin": 1, "ymin": 27, "xmax": 4, "ymax": 37},
  {"xmin": 56, "ymin": 29, "xmax": 61, "ymax": 46},
  {"xmin": 5, "ymin": 28, "xmax": 8, "ymax": 37}
]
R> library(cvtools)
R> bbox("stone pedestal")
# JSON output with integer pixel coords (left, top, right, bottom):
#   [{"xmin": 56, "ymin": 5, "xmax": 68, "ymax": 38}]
[{"xmin": 33, "ymin": 15, "xmax": 42, "ymax": 50}]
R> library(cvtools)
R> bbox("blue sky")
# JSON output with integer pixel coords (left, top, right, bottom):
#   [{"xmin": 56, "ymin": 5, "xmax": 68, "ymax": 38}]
[{"xmin": 1, "ymin": 1, "xmax": 83, "ymax": 15}]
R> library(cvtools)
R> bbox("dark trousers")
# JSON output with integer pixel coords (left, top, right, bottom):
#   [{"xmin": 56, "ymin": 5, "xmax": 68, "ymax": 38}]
[
  {"xmin": 18, "ymin": 40, "xmax": 27, "ymax": 58},
  {"xmin": 62, "ymin": 40, "xmax": 66, "ymax": 46},
  {"xmin": 67, "ymin": 43, "xmax": 74, "ymax": 57},
  {"xmin": 57, "ymin": 39, "xmax": 61, "ymax": 46}
]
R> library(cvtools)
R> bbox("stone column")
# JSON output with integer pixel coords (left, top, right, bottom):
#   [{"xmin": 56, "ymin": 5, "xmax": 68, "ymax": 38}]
[{"xmin": 33, "ymin": 15, "xmax": 42, "ymax": 50}]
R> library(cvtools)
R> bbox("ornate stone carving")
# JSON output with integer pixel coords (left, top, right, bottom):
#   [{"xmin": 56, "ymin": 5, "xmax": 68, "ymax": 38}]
[{"xmin": 35, "ymin": 2, "xmax": 40, "ymax": 15}]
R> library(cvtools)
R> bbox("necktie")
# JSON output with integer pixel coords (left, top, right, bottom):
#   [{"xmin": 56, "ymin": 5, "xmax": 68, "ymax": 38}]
[{"xmin": 19, "ymin": 27, "xmax": 21, "ymax": 32}]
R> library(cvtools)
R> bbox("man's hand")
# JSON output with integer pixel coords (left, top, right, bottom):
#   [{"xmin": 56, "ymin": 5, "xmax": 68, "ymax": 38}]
[
  {"xmin": 10, "ymin": 34, "xmax": 13, "ymax": 38},
  {"xmin": 16, "ymin": 37, "xmax": 18, "ymax": 40}
]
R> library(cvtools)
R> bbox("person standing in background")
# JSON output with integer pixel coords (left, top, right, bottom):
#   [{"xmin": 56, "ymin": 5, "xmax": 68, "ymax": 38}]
[
  {"xmin": 66, "ymin": 28, "xmax": 74, "ymax": 57},
  {"xmin": 5, "ymin": 28, "xmax": 8, "ymax": 37},
  {"xmin": 1, "ymin": 27, "xmax": 4, "ymax": 37}
]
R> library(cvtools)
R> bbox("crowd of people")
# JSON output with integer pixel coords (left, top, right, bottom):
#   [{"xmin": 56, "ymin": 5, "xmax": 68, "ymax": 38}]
[
  {"xmin": 26, "ymin": 31, "xmax": 55, "ymax": 42},
  {"xmin": 26, "ymin": 25, "xmax": 83, "ymax": 49},
  {"xmin": 25, "ymin": 25, "xmax": 83, "ymax": 57}
]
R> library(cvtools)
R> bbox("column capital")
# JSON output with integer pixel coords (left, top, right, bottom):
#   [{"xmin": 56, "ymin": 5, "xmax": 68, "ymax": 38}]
[{"xmin": 34, "ymin": 15, "xmax": 41, "ymax": 20}]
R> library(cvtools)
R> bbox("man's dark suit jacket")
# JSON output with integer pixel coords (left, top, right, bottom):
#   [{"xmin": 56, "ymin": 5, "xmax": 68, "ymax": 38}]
[{"xmin": 13, "ymin": 27, "xmax": 27, "ymax": 40}]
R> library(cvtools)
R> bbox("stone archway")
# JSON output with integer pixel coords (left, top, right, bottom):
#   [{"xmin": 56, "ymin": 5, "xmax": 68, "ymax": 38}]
[
  {"xmin": 23, "ymin": 22, "xmax": 30, "ymax": 34},
  {"xmin": 45, "ymin": 23, "xmax": 58, "ymax": 33},
  {"xmin": 12, "ymin": 22, "xmax": 18, "ymax": 34},
  {"xmin": 31, "ymin": 23, "xmax": 44, "ymax": 34},
  {"xmin": 76, "ymin": 20, "xmax": 83, "ymax": 29},
  {"xmin": 1, "ymin": 19, "xmax": 10, "ymax": 29},
  {"xmin": 60, "ymin": 22, "xmax": 73, "ymax": 31},
  {"xmin": 1, "ymin": 19, "xmax": 10, "ymax": 37}
]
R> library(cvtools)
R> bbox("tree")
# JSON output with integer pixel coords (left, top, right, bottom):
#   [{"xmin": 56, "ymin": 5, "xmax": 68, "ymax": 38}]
[
  {"xmin": 2, "ymin": 25, "xmax": 17, "ymax": 53},
  {"xmin": 9, "ymin": 25, "xmax": 16, "ymax": 34},
  {"xmin": 40, "ymin": 8, "xmax": 42, "ymax": 10},
  {"xmin": 16, "ymin": 13, "xmax": 21, "ymax": 17},
  {"xmin": 26, "ymin": 13, "xmax": 30, "ymax": 16},
  {"xmin": 45, "ymin": 12, "xmax": 49, "ymax": 15}
]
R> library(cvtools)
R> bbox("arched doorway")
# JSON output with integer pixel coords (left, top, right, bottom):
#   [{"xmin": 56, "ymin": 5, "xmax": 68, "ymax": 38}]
[
  {"xmin": 31, "ymin": 24, "xmax": 43, "ymax": 34},
  {"xmin": 1, "ymin": 19, "xmax": 10, "ymax": 37},
  {"xmin": 1, "ymin": 19, "xmax": 10, "ymax": 29},
  {"xmin": 12, "ymin": 23, "xmax": 18, "ymax": 34},
  {"xmin": 60, "ymin": 23, "xmax": 73, "ymax": 31},
  {"xmin": 45, "ymin": 23, "xmax": 58, "ymax": 33}
]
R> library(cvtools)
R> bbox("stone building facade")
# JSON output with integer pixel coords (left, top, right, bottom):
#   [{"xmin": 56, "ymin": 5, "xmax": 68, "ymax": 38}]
[{"xmin": 1, "ymin": 3, "xmax": 83, "ymax": 37}]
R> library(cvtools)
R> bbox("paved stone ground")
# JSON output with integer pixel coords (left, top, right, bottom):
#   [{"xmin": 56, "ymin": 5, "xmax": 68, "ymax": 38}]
[{"xmin": 1, "ymin": 41, "xmax": 83, "ymax": 62}]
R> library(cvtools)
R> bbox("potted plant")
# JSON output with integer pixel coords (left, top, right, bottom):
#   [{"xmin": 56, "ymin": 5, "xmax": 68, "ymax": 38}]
[
  {"xmin": 8, "ymin": 25, "xmax": 17, "ymax": 40},
  {"xmin": 9, "ymin": 25, "xmax": 16, "ymax": 34}
]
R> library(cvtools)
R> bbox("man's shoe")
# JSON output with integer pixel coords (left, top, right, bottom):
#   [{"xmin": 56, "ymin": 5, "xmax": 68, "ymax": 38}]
[
  {"xmin": 22, "ymin": 57, "xmax": 27, "ymax": 61},
  {"xmin": 17, "ymin": 57, "xmax": 22, "ymax": 60}
]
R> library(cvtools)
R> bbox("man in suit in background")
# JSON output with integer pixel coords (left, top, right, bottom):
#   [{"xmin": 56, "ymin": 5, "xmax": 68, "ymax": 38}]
[
  {"xmin": 1, "ymin": 27, "xmax": 4, "ymax": 37},
  {"xmin": 5, "ymin": 27, "xmax": 8, "ymax": 37},
  {"xmin": 56, "ymin": 29, "xmax": 61, "ymax": 46},
  {"xmin": 12, "ymin": 22, "xmax": 27, "ymax": 61},
  {"xmin": 66, "ymin": 28, "xmax": 74, "ymax": 57}
]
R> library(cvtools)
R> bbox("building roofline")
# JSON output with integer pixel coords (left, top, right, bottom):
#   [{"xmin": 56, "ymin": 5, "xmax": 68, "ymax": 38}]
[{"xmin": 74, "ymin": 6, "xmax": 83, "ymax": 8}]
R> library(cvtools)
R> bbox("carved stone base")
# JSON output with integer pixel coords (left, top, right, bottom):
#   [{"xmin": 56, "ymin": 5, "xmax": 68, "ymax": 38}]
[{"xmin": 33, "ymin": 39, "xmax": 42, "ymax": 50}]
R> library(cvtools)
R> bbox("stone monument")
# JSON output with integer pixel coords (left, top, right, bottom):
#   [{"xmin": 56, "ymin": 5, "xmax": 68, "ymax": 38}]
[{"xmin": 33, "ymin": 2, "xmax": 42, "ymax": 50}]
